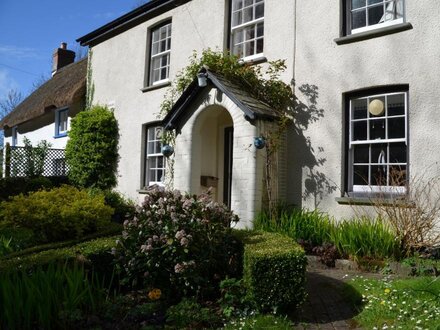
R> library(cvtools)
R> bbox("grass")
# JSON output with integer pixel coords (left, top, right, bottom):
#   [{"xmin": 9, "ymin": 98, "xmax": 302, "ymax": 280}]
[
  {"xmin": 330, "ymin": 217, "xmax": 401, "ymax": 261},
  {"xmin": 224, "ymin": 314, "xmax": 293, "ymax": 329},
  {"xmin": 254, "ymin": 208, "xmax": 333, "ymax": 246},
  {"xmin": 345, "ymin": 276, "xmax": 440, "ymax": 329},
  {"xmin": 0, "ymin": 262, "xmax": 113, "ymax": 329},
  {"xmin": 255, "ymin": 208, "xmax": 401, "ymax": 261}
]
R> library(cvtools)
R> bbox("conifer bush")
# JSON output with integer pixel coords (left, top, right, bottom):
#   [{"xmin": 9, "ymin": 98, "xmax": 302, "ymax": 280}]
[{"xmin": 65, "ymin": 105, "xmax": 119, "ymax": 190}]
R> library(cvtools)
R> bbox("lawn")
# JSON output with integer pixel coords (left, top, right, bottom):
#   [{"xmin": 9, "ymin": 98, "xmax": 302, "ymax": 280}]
[{"xmin": 346, "ymin": 276, "xmax": 440, "ymax": 330}]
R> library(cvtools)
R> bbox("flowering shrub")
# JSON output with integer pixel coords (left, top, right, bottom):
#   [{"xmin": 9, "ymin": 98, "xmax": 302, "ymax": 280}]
[{"xmin": 115, "ymin": 186, "xmax": 240, "ymax": 298}]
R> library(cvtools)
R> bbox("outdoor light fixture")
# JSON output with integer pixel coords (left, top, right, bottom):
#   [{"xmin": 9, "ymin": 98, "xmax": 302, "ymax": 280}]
[
  {"xmin": 254, "ymin": 136, "xmax": 266, "ymax": 149},
  {"xmin": 197, "ymin": 72, "xmax": 208, "ymax": 87},
  {"xmin": 161, "ymin": 144, "xmax": 174, "ymax": 157},
  {"xmin": 368, "ymin": 99, "xmax": 385, "ymax": 116}
]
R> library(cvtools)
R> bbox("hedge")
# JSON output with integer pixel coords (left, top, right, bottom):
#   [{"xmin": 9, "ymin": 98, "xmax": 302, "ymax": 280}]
[
  {"xmin": 0, "ymin": 236, "xmax": 118, "ymax": 274},
  {"xmin": 1, "ymin": 222, "xmax": 122, "ymax": 260},
  {"xmin": 0, "ymin": 176, "xmax": 69, "ymax": 201},
  {"xmin": 233, "ymin": 230, "xmax": 307, "ymax": 312}
]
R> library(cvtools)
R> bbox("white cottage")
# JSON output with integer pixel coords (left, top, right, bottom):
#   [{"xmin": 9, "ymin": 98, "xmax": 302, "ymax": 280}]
[
  {"xmin": 77, "ymin": 0, "xmax": 440, "ymax": 226},
  {"xmin": 1, "ymin": 43, "xmax": 86, "ymax": 177}
]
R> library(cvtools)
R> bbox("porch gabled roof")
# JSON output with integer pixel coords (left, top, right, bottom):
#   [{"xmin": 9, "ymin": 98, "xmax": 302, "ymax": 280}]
[{"xmin": 162, "ymin": 69, "xmax": 278, "ymax": 130}]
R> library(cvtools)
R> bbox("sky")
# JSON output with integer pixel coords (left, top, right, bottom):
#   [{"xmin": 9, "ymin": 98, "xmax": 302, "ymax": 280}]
[{"xmin": 0, "ymin": 0, "xmax": 146, "ymax": 104}]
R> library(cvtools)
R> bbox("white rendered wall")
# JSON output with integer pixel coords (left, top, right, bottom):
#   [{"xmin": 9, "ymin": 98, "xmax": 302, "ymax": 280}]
[
  {"xmin": 290, "ymin": 1, "xmax": 440, "ymax": 219},
  {"xmin": 89, "ymin": 0, "xmax": 440, "ymax": 222}
]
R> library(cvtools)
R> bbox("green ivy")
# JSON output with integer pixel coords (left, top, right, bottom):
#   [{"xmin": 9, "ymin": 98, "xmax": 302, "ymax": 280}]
[{"xmin": 65, "ymin": 105, "xmax": 119, "ymax": 190}]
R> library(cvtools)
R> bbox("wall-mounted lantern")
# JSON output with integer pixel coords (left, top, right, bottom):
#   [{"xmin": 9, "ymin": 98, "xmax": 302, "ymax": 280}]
[
  {"xmin": 197, "ymin": 72, "xmax": 208, "ymax": 87},
  {"xmin": 254, "ymin": 136, "xmax": 266, "ymax": 149},
  {"xmin": 161, "ymin": 144, "xmax": 174, "ymax": 157}
]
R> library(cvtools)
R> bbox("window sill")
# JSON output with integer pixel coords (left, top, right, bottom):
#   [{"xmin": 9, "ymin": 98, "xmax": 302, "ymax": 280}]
[
  {"xmin": 54, "ymin": 133, "xmax": 68, "ymax": 139},
  {"xmin": 241, "ymin": 55, "xmax": 267, "ymax": 65},
  {"xmin": 141, "ymin": 81, "xmax": 171, "ymax": 93},
  {"xmin": 334, "ymin": 22, "xmax": 413, "ymax": 45},
  {"xmin": 335, "ymin": 196, "xmax": 411, "ymax": 207}
]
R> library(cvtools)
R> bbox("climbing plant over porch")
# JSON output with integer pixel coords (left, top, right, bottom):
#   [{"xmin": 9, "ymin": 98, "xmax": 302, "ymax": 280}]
[{"xmin": 160, "ymin": 49, "xmax": 295, "ymax": 217}]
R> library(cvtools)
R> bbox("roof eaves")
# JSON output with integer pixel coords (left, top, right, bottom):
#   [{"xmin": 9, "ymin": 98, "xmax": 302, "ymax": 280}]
[{"xmin": 77, "ymin": 0, "xmax": 191, "ymax": 47}]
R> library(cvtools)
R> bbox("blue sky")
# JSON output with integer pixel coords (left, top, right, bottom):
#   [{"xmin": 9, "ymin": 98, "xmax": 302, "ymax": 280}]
[{"xmin": 0, "ymin": 0, "xmax": 145, "ymax": 103}]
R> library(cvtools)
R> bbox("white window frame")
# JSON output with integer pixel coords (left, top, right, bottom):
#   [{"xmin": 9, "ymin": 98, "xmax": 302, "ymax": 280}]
[
  {"xmin": 230, "ymin": 0, "xmax": 265, "ymax": 62},
  {"xmin": 348, "ymin": 91, "xmax": 408, "ymax": 195},
  {"xmin": 349, "ymin": 0, "xmax": 405, "ymax": 35},
  {"xmin": 11, "ymin": 126, "xmax": 17, "ymax": 146},
  {"xmin": 145, "ymin": 126, "xmax": 166, "ymax": 187},
  {"xmin": 55, "ymin": 108, "xmax": 68, "ymax": 137},
  {"xmin": 149, "ymin": 22, "xmax": 172, "ymax": 86}
]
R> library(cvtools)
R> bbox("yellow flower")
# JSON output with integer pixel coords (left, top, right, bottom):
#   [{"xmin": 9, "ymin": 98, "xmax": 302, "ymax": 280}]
[
  {"xmin": 380, "ymin": 300, "xmax": 386, "ymax": 305},
  {"xmin": 148, "ymin": 288, "xmax": 162, "ymax": 300},
  {"xmin": 384, "ymin": 288, "xmax": 391, "ymax": 294}
]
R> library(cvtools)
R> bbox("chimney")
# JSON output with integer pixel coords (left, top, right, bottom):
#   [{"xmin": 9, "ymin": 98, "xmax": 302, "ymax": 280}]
[{"xmin": 51, "ymin": 42, "xmax": 75, "ymax": 76}]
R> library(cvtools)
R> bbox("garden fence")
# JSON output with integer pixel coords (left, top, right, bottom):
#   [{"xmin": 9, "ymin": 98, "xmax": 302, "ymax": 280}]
[{"xmin": 4, "ymin": 145, "xmax": 68, "ymax": 177}]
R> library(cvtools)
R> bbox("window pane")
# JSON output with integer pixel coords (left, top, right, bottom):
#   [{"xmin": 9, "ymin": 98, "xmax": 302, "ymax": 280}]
[
  {"xmin": 245, "ymin": 26, "xmax": 255, "ymax": 40},
  {"xmin": 370, "ymin": 119, "xmax": 385, "ymax": 140},
  {"xmin": 353, "ymin": 145, "xmax": 369, "ymax": 163},
  {"xmin": 371, "ymin": 143, "xmax": 387, "ymax": 164},
  {"xmin": 232, "ymin": 11, "xmax": 242, "ymax": 26},
  {"xmin": 352, "ymin": 98, "xmax": 368, "ymax": 119},
  {"xmin": 243, "ymin": 6, "xmax": 253, "ymax": 23},
  {"xmin": 353, "ymin": 121, "xmax": 367, "ymax": 141},
  {"xmin": 352, "ymin": 10, "xmax": 366, "ymax": 29},
  {"xmin": 256, "ymin": 23, "xmax": 264, "ymax": 37},
  {"xmin": 368, "ymin": 5, "xmax": 384, "ymax": 25},
  {"xmin": 369, "ymin": 96, "xmax": 385, "ymax": 117},
  {"xmin": 353, "ymin": 165, "xmax": 369, "ymax": 185},
  {"xmin": 255, "ymin": 3, "xmax": 264, "ymax": 18},
  {"xmin": 244, "ymin": 0, "xmax": 253, "ymax": 6},
  {"xmin": 149, "ymin": 169, "xmax": 156, "ymax": 182},
  {"xmin": 388, "ymin": 117, "xmax": 405, "ymax": 139},
  {"xmin": 352, "ymin": 0, "xmax": 366, "ymax": 9},
  {"xmin": 387, "ymin": 94, "xmax": 405, "ymax": 116},
  {"xmin": 389, "ymin": 142, "xmax": 406, "ymax": 163},
  {"xmin": 233, "ymin": 0, "xmax": 243, "ymax": 11},
  {"xmin": 389, "ymin": 165, "xmax": 406, "ymax": 186},
  {"xmin": 368, "ymin": 0, "xmax": 383, "ymax": 5},
  {"xmin": 371, "ymin": 165, "xmax": 387, "ymax": 186},
  {"xmin": 256, "ymin": 38, "xmax": 264, "ymax": 54}
]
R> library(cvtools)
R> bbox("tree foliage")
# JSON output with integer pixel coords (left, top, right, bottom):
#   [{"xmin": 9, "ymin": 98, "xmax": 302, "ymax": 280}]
[
  {"xmin": 0, "ymin": 89, "xmax": 22, "ymax": 119},
  {"xmin": 65, "ymin": 105, "xmax": 119, "ymax": 190}
]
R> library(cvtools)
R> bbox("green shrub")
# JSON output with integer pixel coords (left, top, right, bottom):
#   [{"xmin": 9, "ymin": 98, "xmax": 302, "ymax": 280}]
[
  {"xmin": 255, "ymin": 208, "xmax": 333, "ymax": 246},
  {"xmin": 0, "ymin": 236, "xmax": 117, "ymax": 273},
  {"xmin": 0, "ymin": 176, "xmax": 69, "ymax": 201},
  {"xmin": 0, "ymin": 263, "xmax": 111, "ymax": 329},
  {"xmin": 0, "ymin": 186, "xmax": 113, "ymax": 243},
  {"xmin": 1, "ymin": 222, "xmax": 122, "ymax": 260},
  {"xmin": 166, "ymin": 298, "xmax": 221, "ymax": 328},
  {"xmin": 65, "ymin": 105, "xmax": 119, "ymax": 190},
  {"xmin": 331, "ymin": 217, "xmax": 401, "ymax": 260},
  {"xmin": 234, "ymin": 231, "xmax": 307, "ymax": 313},
  {"xmin": 115, "ymin": 186, "xmax": 240, "ymax": 298},
  {"xmin": 88, "ymin": 188, "xmax": 136, "ymax": 222}
]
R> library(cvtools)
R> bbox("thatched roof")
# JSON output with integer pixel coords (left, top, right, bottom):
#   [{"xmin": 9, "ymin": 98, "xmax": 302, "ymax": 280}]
[{"xmin": 0, "ymin": 58, "xmax": 87, "ymax": 129}]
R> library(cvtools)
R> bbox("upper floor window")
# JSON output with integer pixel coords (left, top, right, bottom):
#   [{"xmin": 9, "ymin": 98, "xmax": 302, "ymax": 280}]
[
  {"xmin": 347, "ymin": 0, "xmax": 404, "ymax": 35},
  {"xmin": 347, "ymin": 89, "xmax": 408, "ymax": 196},
  {"xmin": 230, "ymin": 0, "xmax": 264, "ymax": 61},
  {"xmin": 145, "ymin": 126, "xmax": 165, "ymax": 187},
  {"xmin": 149, "ymin": 22, "xmax": 172, "ymax": 85},
  {"xmin": 55, "ymin": 108, "xmax": 68, "ymax": 137}
]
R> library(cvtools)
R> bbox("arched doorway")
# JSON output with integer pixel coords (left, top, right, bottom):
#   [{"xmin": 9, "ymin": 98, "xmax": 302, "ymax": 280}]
[{"xmin": 191, "ymin": 105, "xmax": 234, "ymax": 207}]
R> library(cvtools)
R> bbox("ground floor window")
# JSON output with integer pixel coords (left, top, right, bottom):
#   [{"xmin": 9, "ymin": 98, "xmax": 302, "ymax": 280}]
[
  {"xmin": 347, "ymin": 88, "xmax": 408, "ymax": 195},
  {"xmin": 144, "ymin": 126, "xmax": 165, "ymax": 187}
]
